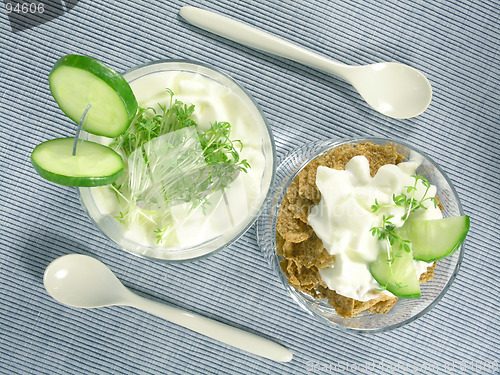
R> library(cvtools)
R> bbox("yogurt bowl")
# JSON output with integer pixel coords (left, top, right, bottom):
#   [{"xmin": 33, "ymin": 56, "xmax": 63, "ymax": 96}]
[
  {"xmin": 78, "ymin": 60, "xmax": 276, "ymax": 262},
  {"xmin": 257, "ymin": 137, "xmax": 466, "ymax": 333}
]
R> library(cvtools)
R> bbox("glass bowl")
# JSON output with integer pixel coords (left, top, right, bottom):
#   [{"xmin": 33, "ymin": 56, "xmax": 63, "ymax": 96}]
[
  {"xmin": 78, "ymin": 59, "xmax": 276, "ymax": 262},
  {"xmin": 257, "ymin": 137, "xmax": 465, "ymax": 333}
]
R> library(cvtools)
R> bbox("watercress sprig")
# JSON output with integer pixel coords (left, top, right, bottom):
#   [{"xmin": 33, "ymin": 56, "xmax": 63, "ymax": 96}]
[
  {"xmin": 370, "ymin": 215, "xmax": 412, "ymax": 254},
  {"xmin": 370, "ymin": 174, "xmax": 437, "ymax": 221},
  {"xmin": 369, "ymin": 214, "xmax": 412, "ymax": 291},
  {"xmin": 369, "ymin": 174, "xmax": 436, "ymax": 287},
  {"xmin": 108, "ymin": 89, "xmax": 250, "ymax": 244}
]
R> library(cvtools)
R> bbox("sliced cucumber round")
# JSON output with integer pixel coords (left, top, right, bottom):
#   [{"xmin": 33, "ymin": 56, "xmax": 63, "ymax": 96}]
[
  {"xmin": 404, "ymin": 216, "xmax": 470, "ymax": 262},
  {"xmin": 31, "ymin": 138, "xmax": 124, "ymax": 187},
  {"xmin": 49, "ymin": 54, "xmax": 138, "ymax": 138},
  {"xmin": 369, "ymin": 242, "xmax": 421, "ymax": 299}
]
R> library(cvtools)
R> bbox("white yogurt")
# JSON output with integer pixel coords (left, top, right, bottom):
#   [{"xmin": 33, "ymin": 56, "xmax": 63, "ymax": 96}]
[
  {"xmin": 308, "ymin": 155, "xmax": 442, "ymax": 301},
  {"xmin": 89, "ymin": 69, "xmax": 270, "ymax": 250}
]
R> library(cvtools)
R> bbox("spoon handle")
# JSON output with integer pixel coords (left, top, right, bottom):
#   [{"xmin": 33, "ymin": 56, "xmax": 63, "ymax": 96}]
[
  {"xmin": 125, "ymin": 291, "xmax": 293, "ymax": 362},
  {"xmin": 179, "ymin": 6, "xmax": 351, "ymax": 81}
]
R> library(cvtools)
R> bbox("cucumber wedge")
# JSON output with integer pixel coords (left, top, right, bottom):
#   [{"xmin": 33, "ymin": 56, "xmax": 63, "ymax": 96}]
[
  {"xmin": 369, "ymin": 242, "xmax": 421, "ymax": 299},
  {"xmin": 31, "ymin": 138, "xmax": 123, "ymax": 187},
  {"xmin": 404, "ymin": 216, "xmax": 470, "ymax": 262},
  {"xmin": 49, "ymin": 55, "xmax": 137, "ymax": 138}
]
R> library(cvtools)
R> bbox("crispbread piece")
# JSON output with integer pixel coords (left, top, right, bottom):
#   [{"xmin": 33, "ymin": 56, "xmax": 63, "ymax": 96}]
[
  {"xmin": 281, "ymin": 233, "xmax": 334, "ymax": 269},
  {"xmin": 325, "ymin": 290, "xmax": 399, "ymax": 318},
  {"xmin": 280, "ymin": 259, "xmax": 324, "ymax": 293},
  {"xmin": 352, "ymin": 295, "xmax": 393, "ymax": 317},
  {"xmin": 296, "ymin": 142, "xmax": 402, "ymax": 202},
  {"xmin": 320, "ymin": 143, "xmax": 358, "ymax": 170},
  {"xmin": 368, "ymin": 296, "xmax": 399, "ymax": 315},
  {"xmin": 275, "ymin": 232, "xmax": 285, "ymax": 257},
  {"xmin": 354, "ymin": 142, "xmax": 403, "ymax": 175},
  {"xmin": 276, "ymin": 202, "xmax": 313, "ymax": 243},
  {"xmin": 298, "ymin": 161, "xmax": 322, "ymax": 203},
  {"xmin": 285, "ymin": 178, "xmax": 314, "ymax": 223},
  {"xmin": 285, "ymin": 177, "xmax": 301, "ymax": 204},
  {"xmin": 312, "ymin": 285, "xmax": 330, "ymax": 300},
  {"xmin": 291, "ymin": 195, "xmax": 314, "ymax": 223},
  {"xmin": 325, "ymin": 290, "xmax": 356, "ymax": 318},
  {"xmin": 419, "ymin": 261, "xmax": 437, "ymax": 283}
]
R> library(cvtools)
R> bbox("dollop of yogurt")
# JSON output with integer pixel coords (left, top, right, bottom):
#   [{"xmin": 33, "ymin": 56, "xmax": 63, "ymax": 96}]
[{"xmin": 308, "ymin": 155, "xmax": 442, "ymax": 301}]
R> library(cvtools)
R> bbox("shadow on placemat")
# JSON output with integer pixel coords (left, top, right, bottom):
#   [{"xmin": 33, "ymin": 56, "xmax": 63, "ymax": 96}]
[
  {"xmin": 5, "ymin": 0, "xmax": 79, "ymax": 33},
  {"xmin": 19, "ymin": 229, "xmax": 91, "ymax": 281}
]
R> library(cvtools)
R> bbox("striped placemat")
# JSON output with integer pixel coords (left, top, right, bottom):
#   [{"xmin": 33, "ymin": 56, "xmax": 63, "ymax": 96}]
[{"xmin": 1, "ymin": 1, "xmax": 499, "ymax": 374}]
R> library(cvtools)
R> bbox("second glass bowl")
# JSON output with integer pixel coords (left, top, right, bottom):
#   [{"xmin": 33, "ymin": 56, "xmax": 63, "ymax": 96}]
[
  {"xmin": 78, "ymin": 60, "xmax": 276, "ymax": 262},
  {"xmin": 257, "ymin": 137, "xmax": 465, "ymax": 333}
]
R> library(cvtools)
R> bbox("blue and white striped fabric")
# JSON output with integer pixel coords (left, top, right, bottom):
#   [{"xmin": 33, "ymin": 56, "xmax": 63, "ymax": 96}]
[{"xmin": 1, "ymin": 1, "xmax": 499, "ymax": 374}]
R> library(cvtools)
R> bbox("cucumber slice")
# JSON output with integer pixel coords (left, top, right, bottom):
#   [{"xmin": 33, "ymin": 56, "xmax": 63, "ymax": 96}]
[
  {"xmin": 369, "ymin": 242, "xmax": 421, "ymax": 299},
  {"xmin": 31, "ymin": 138, "xmax": 123, "ymax": 187},
  {"xmin": 49, "ymin": 55, "xmax": 138, "ymax": 138},
  {"xmin": 404, "ymin": 216, "xmax": 470, "ymax": 262}
]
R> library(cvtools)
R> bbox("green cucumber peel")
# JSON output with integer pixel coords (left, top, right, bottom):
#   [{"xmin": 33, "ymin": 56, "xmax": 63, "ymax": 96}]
[
  {"xmin": 404, "ymin": 215, "xmax": 470, "ymax": 262},
  {"xmin": 49, "ymin": 54, "xmax": 138, "ymax": 138},
  {"xmin": 369, "ymin": 238, "xmax": 422, "ymax": 299},
  {"xmin": 31, "ymin": 137, "xmax": 124, "ymax": 187}
]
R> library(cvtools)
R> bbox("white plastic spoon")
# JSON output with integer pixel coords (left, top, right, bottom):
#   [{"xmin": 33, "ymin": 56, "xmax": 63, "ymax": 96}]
[
  {"xmin": 179, "ymin": 6, "xmax": 432, "ymax": 119},
  {"xmin": 43, "ymin": 254, "xmax": 293, "ymax": 362}
]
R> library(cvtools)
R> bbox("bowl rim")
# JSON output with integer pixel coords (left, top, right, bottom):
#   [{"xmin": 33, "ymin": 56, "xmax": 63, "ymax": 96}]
[
  {"xmin": 78, "ymin": 58, "xmax": 277, "ymax": 263},
  {"xmin": 257, "ymin": 136, "xmax": 466, "ymax": 333}
]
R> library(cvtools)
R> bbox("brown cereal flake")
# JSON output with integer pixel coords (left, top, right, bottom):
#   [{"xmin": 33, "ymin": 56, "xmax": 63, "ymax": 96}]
[
  {"xmin": 368, "ymin": 296, "xmax": 399, "ymax": 315},
  {"xmin": 325, "ymin": 290, "xmax": 356, "ymax": 318},
  {"xmin": 297, "ymin": 142, "xmax": 402, "ymax": 204},
  {"xmin": 275, "ymin": 232, "xmax": 285, "ymax": 257},
  {"xmin": 419, "ymin": 262, "xmax": 437, "ymax": 283},
  {"xmin": 276, "ymin": 202, "xmax": 313, "ymax": 243},
  {"xmin": 325, "ymin": 289, "xmax": 399, "ymax": 318},
  {"xmin": 286, "ymin": 178, "xmax": 314, "ymax": 222},
  {"xmin": 312, "ymin": 285, "xmax": 330, "ymax": 300},
  {"xmin": 298, "ymin": 162, "xmax": 322, "ymax": 203},
  {"xmin": 281, "ymin": 232, "xmax": 334, "ymax": 269},
  {"xmin": 280, "ymin": 259, "xmax": 325, "ymax": 294}
]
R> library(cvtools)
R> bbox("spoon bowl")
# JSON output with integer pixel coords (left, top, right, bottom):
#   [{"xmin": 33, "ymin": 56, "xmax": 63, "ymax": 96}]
[
  {"xmin": 345, "ymin": 62, "xmax": 432, "ymax": 119},
  {"xmin": 180, "ymin": 6, "xmax": 432, "ymax": 119},
  {"xmin": 44, "ymin": 254, "xmax": 128, "ymax": 308},
  {"xmin": 43, "ymin": 254, "xmax": 293, "ymax": 362}
]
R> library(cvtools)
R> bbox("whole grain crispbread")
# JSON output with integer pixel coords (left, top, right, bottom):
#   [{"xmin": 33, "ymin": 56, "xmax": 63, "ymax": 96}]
[
  {"xmin": 419, "ymin": 262, "xmax": 437, "ymax": 283},
  {"xmin": 281, "ymin": 232, "xmax": 334, "ymax": 269},
  {"xmin": 325, "ymin": 289, "xmax": 399, "ymax": 318},
  {"xmin": 276, "ymin": 202, "xmax": 313, "ymax": 243},
  {"xmin": 280, "ymin": 259, "xmax": 325, "ymax": 293},
  {"xmin": 368, "ymin": 296, "xmax": 399, "ymax": 315}
]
